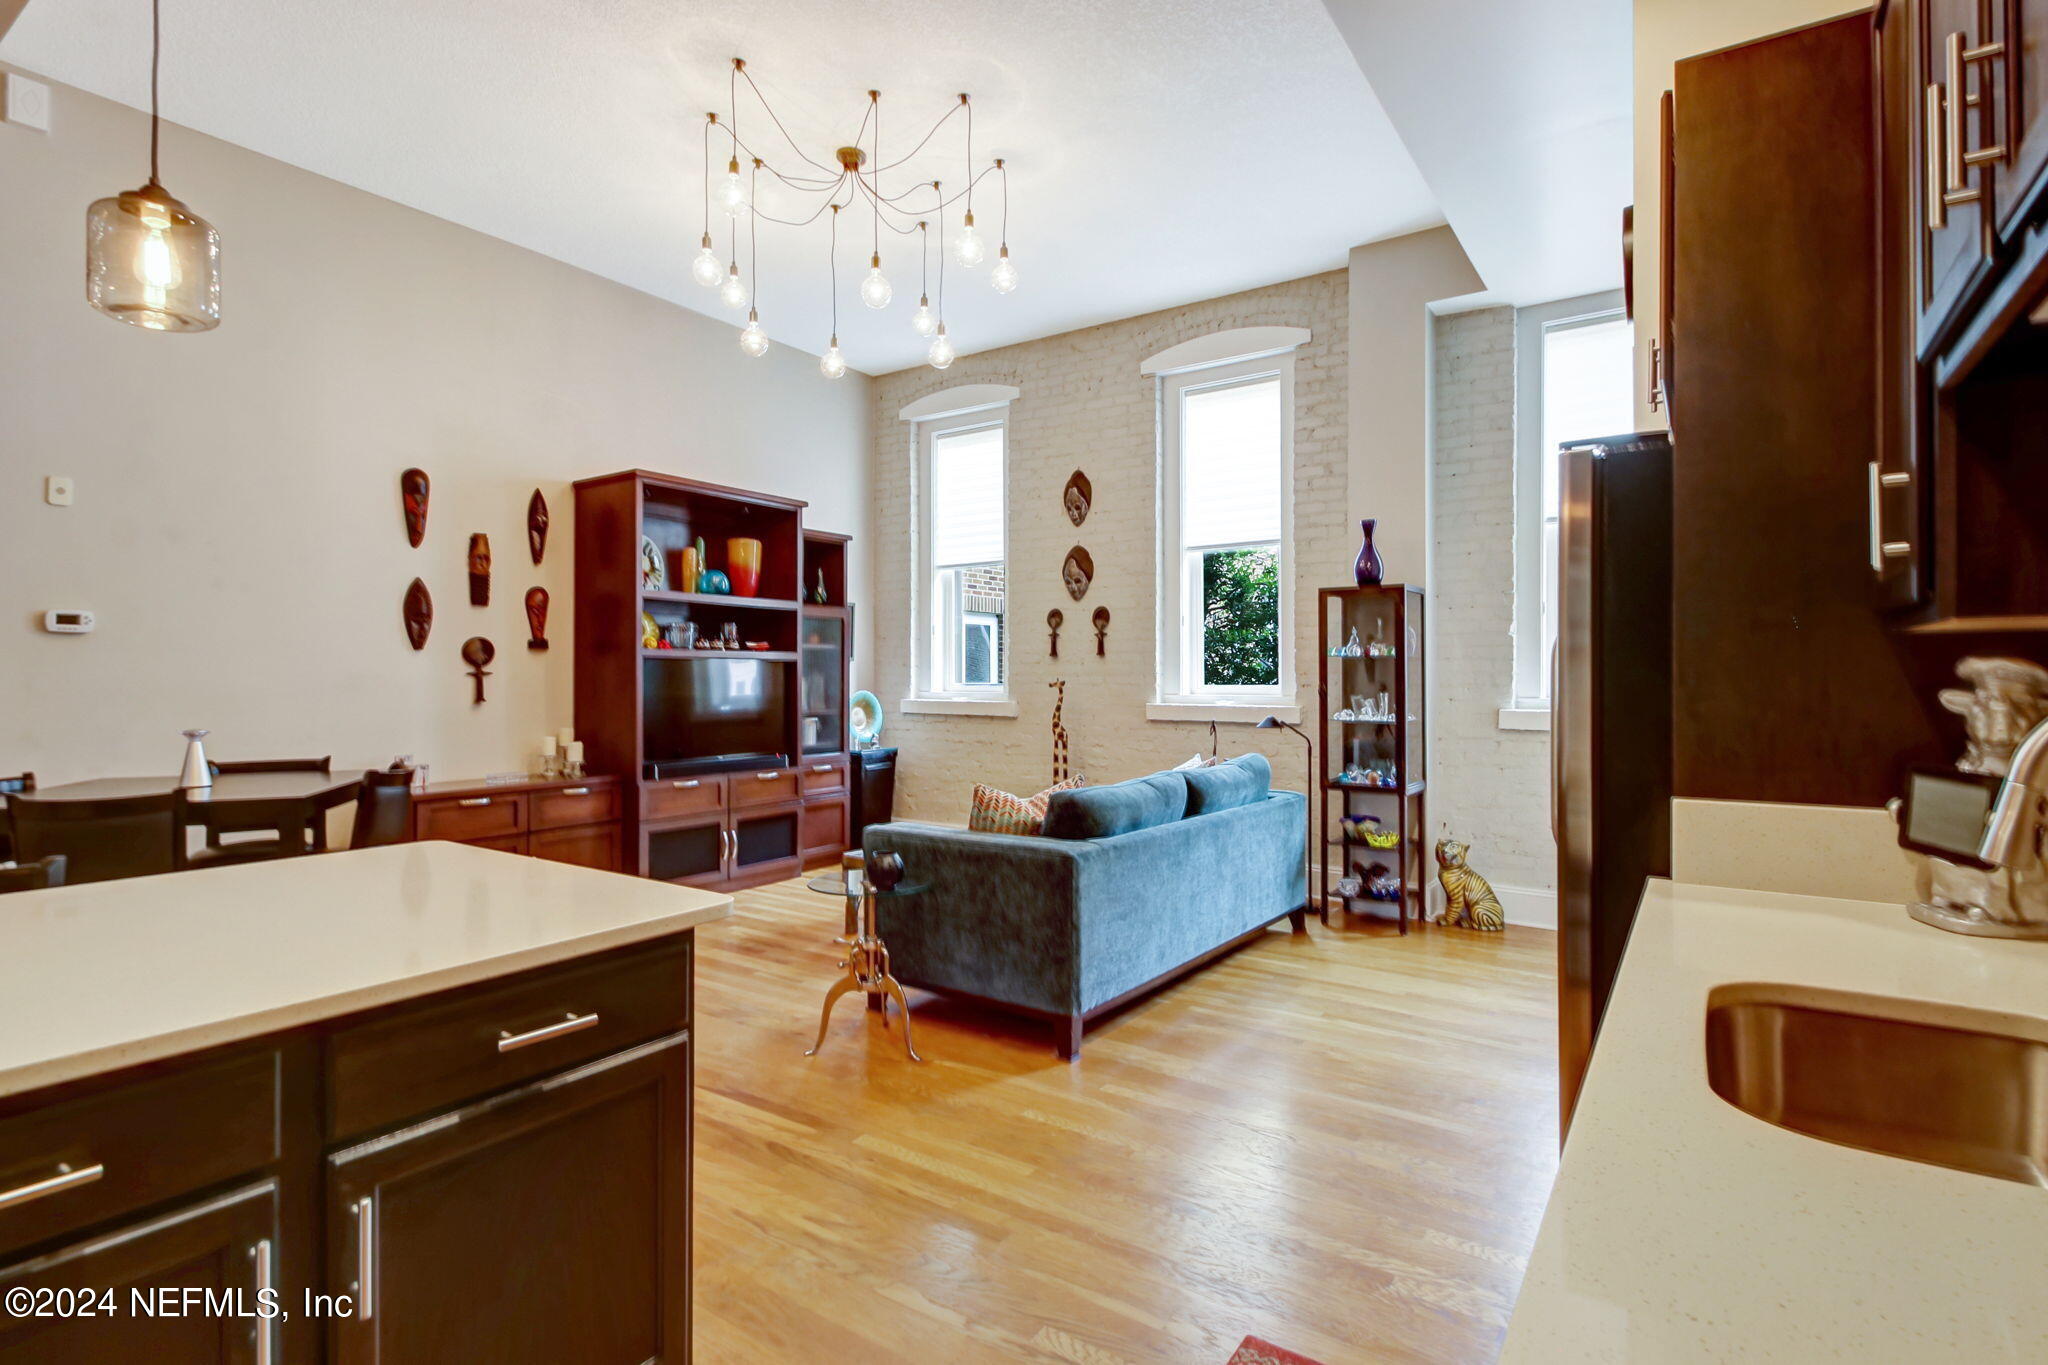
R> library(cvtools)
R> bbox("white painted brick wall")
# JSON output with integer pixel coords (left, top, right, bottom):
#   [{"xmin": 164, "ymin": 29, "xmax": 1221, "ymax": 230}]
[
  {"xmin": 1429, "ymin": 308, "xmax": 1554, "ymax": 892},
  {"xmin": 867, "ymin": 272, "xmax": 1350, "ymax": 820}
]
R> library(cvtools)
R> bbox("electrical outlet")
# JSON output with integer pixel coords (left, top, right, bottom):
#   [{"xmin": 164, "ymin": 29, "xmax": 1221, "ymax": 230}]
[
  {"xmin": 45, "ymin": 476, "xmax": 74, "ymax": 507},
  {"xmin": 3, "ymin": 75, "xmax": 51, "ymax": 133}
]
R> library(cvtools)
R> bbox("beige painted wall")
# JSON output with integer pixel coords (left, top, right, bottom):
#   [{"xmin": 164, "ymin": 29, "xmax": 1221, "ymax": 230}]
[
  {"xmin": 1631, "ymin": 0, "xmax": 1866, "ymax": 430},
  {"xmin": 867, "ymin": 272, "xmax": 1352, "ymax": 823},
  {"xmin": 1347, "ymin": 226, "xmax": 1484, "ymax": 590},
  {"xmin": 0, "ymin": 70, "xmax": 873, "ymax": 786}
]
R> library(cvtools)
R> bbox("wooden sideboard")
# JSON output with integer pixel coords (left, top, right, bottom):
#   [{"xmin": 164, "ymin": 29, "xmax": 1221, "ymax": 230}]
[{"xmin": 409, "ymin": 775, "xmax": 622, "ymax": 872}]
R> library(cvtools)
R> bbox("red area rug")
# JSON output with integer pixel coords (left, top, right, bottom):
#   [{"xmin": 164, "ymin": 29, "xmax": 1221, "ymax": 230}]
[{"xmin": 1227, "ymin": 1337, "xmax": 1324, "ymax": 1365}]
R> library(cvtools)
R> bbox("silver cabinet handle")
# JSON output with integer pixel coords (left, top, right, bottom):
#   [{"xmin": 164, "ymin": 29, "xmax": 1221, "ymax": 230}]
[
  {"xmin": 497, "ymin": 1011, "xmax": 601, "ymax": 1053},
  {"xmin": 1647, "ymin": 337, "xmax": 1663, "ymax": 413},
  {"xmin": 251, "ymin": 1238, "xmax": 275, "ymax": 1365},
  {"xmin": 561, "ymin": 787, "xmax": 590, "ymax": 796},
  {"xmin": 1868, "ymin": 462, "xmax": 1914, "ymax": 572},
  {"xmin": 725, "ymin": 829, "xmax": 738, "ymax": 864},
  {"xmin": 1927, "ymin": 83, "xmax": 1951, "ymax": 228},
  {"xmin": 812, "ymin": 764, "xmax": 835, "ymax": 774},
  {"xmin": 457, "ymin": 797, "xmax": 491, "ymax": 807},
  {"xmin": 0, "ymin": 1161, "xmax": 103, "ymax": 1211},
  {"xmin": 354, "ymin": 1196, "xmax": 374, "ymax": 1321},
  {"xmin": 672, "ymin": 779, "xmax": 700, "ymax": 789},
  {"xmin": 755, "ymin": 771, "xmax": 781, "ymax": 780}
]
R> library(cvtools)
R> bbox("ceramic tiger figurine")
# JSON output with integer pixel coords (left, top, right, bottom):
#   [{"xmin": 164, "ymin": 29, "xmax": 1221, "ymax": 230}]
[{"xmin": 1435, "ymin": 838, "xmax": 1505, "ymax": 932}]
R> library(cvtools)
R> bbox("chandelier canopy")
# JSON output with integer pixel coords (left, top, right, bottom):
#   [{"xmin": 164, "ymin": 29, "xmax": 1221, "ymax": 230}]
[{"xmin": 693, "ymin": 58, "xmax": 1014, "ymax": 375}]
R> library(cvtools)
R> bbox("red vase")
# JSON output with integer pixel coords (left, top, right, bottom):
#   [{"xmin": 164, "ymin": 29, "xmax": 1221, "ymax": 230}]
[{"xmin": 1354, "ymin": 519, "xmax": 1383, "ymax": 586}]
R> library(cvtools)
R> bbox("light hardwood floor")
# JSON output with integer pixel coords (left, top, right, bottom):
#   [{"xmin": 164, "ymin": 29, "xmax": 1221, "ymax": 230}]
[{"xmin": 693, "ymin": 880, "xmax": 1558, "ymax": 1365}]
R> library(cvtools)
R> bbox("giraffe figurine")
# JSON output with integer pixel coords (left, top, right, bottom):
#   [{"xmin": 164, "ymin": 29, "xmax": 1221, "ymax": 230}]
[{"xmin": 1048, "ymin": 678, "xmax": 1070, "ymax": 784}]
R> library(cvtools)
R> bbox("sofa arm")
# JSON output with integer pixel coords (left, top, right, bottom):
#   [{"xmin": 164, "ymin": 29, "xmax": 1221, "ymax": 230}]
[{"xmin": 862, "ymin": 822, "xmax": 1096, "ymax": 1016}]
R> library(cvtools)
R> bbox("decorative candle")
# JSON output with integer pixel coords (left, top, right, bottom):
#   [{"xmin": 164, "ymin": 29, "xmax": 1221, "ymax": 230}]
[
  {"xmin": 556, "ymin": 727, "xmax": 575, "ymax": 748},
  {"xmin": 566, "ymin": 741, "xmax": 584, "ymax": 764},
  {"xmin": 541, "ymin": 735, "xmax": 557, "ymax": 757}
]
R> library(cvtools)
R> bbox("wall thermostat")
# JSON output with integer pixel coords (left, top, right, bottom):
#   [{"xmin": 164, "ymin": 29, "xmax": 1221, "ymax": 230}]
[{"xmin": 42, "ymin": 610, "xmax": 94, "ymax": 634}]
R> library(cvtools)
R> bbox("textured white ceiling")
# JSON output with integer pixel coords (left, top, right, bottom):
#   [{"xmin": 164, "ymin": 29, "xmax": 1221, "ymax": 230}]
[{"xmin": 3, "ymin": 0, "xmax": 1444, "ymax": 374}]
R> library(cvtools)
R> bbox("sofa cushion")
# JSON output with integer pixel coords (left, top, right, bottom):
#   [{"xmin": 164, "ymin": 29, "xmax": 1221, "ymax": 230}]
[
  {"xmin": 1043, "ymin": 771, "xmax": 1188, "ymax": 840},
  {"xmin": 1184, "ymin": 752, "xmax": 1272, "ymax": 816},
  {"xmin": 968, "ymin": 775, "xmax": 1086, "ymax": 836}
]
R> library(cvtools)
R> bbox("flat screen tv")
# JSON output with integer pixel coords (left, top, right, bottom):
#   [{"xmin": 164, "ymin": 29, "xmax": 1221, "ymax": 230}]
[{"xmin": 643, "ymin": 658, "xmax": 788, "ymax": 765}]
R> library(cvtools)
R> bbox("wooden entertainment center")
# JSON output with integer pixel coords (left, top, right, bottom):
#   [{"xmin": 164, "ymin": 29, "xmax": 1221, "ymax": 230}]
[{"xmin": 571, "ymin": 470, "xmax": 854, "ymax": 891}]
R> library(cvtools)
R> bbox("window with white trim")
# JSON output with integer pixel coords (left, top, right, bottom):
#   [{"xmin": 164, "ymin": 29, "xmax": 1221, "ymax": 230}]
[
  {"xmin": 1157, "ymin": 350, "xmax": 1294, "ymax": 706},
  {"xmin": 1512, "ymin": 294, "xmax": 1633, "ymax": 709},
  {"xmin": 917, "ymin": 414, "xmax": 1008, "ymax": 698}
]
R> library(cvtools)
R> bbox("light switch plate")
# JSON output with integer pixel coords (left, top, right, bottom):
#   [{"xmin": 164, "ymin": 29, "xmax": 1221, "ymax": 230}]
[
  {"xmin": 3, "ymin": 74, "xmax": 51, "ymax": 132},
  {"xmin": 45, "ymin": 475, "xmax": 74, "ymax": 507}
]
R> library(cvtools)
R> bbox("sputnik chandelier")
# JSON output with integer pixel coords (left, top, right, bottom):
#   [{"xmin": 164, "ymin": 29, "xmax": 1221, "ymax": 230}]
[{"xmin": 688, "ymin": 58, "xmax": 1016, "ymax": 375}]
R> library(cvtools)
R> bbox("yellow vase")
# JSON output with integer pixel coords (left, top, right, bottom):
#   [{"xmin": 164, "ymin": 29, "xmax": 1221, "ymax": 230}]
[
  {"xmin": 727, "ymin": 537, "xmax": 763, "ymax": 597},
  {"xmin": 678, "ymin": 546, "xmax": 700, "ymax": 595}
]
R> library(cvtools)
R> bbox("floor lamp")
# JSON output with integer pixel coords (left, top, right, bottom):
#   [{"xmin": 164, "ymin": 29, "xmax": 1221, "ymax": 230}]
[{"xmin": 1257, "ymin": 716, "xmax": 1316, "ymax": 928}]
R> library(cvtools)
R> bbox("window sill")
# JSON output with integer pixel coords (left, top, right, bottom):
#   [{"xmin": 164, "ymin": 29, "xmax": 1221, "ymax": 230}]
[
  {"xmin": 1498, "ymin": 706, "xmax": 1551, "ymax": 732},
  {"xmin": 1146, "ymin": 701, "xmax": 1302, "ymax": 725},
  {"xmin": 900, "ymin": 697, "xmax": 1020, "ymax": 718}
]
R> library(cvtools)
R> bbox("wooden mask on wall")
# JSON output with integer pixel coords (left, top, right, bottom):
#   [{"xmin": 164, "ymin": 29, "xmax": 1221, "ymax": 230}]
[
  {"xmin": 403, "ymin": 578, "xmax": 433, "ymax": 650},
  {"xmin": 1062, "ymin": 546, "xmax": 1094, "ymax": 602},
  {"xmin": 525, "ymin": 586, "xmax": 550, "ymax": 651},
  {"xmin": 400, "ymin": 468, "xmax": 429, "ymax": 547},
  {"xmin": 1063, "ymin": 470, "xmax": 1092, "ymax": 527},
  {"xmin": 468, "ymin": 533, "xmax": 491, "ymax": 607},
  {"xmin": 528, "ymin": 489, "xmax": 549, "ymax": 565}
]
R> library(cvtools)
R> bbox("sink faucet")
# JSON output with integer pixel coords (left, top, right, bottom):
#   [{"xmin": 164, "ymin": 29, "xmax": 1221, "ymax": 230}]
[{"xmin": 1981, "ymin": 716, "xmax": 2048, "ymax": 868}]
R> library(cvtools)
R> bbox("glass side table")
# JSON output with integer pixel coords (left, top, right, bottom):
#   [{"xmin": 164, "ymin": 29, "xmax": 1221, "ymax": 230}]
[{"xmin": 803, "ymin": 874, "xmax": 931, "ymax": 1062}]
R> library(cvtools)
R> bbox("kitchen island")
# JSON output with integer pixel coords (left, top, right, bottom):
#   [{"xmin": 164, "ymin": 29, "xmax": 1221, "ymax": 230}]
[
  {"xmin": 1503, "ymin": 880, "xmax": 2048, "ymax": 1363},
  {"xmin": 0, "ymin": 841, "xmax": 730, "ymax": 1363}
]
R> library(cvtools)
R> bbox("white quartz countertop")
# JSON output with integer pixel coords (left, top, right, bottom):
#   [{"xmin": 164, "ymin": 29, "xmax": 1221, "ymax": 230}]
[
  {"xmin": 0, "ymin": 842, "xmax": 731, "ymax": 1099},
  {"xmin": 1502, "ymin": 879, "xmax": 2048, "ymax": 1362}
]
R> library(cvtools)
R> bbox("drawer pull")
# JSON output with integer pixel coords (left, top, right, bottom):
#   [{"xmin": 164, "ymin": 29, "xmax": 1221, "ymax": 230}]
[
  {"xmin": 561, "ymin": 787, "xmax": 590, "ymax": 796},
  {"xmin": 497, "ymin": 1011, "xmax": 601, "ymax": 1053},
  {"xmin": 0, "ymin": 1161, "xmax": 104, "ymax": 1211},
  {"xmin": 812, "ymin": 764, "xmax": 835, "ymax": 774},
  {"xmin": 756, "ymin": 771, "xmax": 781, "ymax": 780},
  {"xmin": 355, "ymin": 1197, "xmax": 374, "ymax": 1321},
  {"xmin": 457, "ymin": 797, "xmax": 492, "ymax": 807},
  {"xmin": 672, "ymin": 779, "xmax": 700, "ymax": 789}
]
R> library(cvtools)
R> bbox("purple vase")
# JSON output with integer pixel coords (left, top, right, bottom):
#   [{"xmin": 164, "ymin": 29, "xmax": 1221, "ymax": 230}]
[{"xmin": 1353, "ymin": 518, "xmax": 1384, "ymax": 586}]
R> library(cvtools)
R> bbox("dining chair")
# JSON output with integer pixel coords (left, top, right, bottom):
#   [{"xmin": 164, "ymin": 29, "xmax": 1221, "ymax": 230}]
[
  {"xmin": 199, "ymin": 756, "xmax": 334, "ymax": 855},
  {"xmin": 349, "ymin": 768, "xmax": 415, "ymax": 849},
  {"xmin": 7, "ymin": 793, "xmax": 177, "ymax": 885},
  {"xmin": 0, "ymin": 771, "xmax": 34, "ymax": 863},
  {"xmin": 0, "ymin": 855, "xmax": 66, "ymax": 894}
]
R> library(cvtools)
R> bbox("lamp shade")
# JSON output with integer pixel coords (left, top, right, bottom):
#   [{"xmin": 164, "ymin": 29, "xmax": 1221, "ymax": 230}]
[{"xmin": 86, "ymin": 184, "xmax": 220, "ymax": 333}]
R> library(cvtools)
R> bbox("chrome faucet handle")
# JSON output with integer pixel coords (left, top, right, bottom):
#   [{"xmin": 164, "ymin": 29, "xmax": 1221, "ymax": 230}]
[{"xmin": 1979, "ymin": 717, "xmax": 2048, "ymax": 868}]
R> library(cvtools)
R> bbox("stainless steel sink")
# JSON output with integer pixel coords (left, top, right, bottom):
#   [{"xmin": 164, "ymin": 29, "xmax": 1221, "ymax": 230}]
[{"xmin": 1705, "ymin": 983, "xmax": 2048, "ymax": 1186}]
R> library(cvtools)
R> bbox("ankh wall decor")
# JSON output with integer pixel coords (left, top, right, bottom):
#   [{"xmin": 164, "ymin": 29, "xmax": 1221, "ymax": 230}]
[
  {"xmin": 1092, "ymin": 606, "xmax": 1110, "ymax": 657},
  {"xmin": 460, "ymin": 636, "xmax": 495, "ymax": 705},
  {"xmin": 1047, "ymin": 608, "xmax": 1064, "ymax": 659}
]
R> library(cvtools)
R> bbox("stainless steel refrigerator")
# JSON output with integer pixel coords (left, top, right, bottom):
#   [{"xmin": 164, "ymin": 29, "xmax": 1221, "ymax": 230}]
[{"xmin": 1553, "ymin": 431, "xmax": 1672, "ymax": 1139}]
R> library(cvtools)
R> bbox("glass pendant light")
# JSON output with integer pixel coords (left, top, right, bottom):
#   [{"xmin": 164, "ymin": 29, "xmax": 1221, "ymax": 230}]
[
  {"xmin": 953, "ymin": 211, "xmax": 985, "ymax": 268},
  {"xmin": 715, "ymin": 157, "xmax": 748, "ymax": 217},
  {"xmin": 86, "ymin": 0, "xmax": 220, "ymax": 333},
  {"xmin": 820, "ymin": 336, "xmax": 847, "ymax": 379},
  {"xmin": 720, "ymin": 260, "xmax": 747, "ymax": 309},
  {"xmin": 910, "ymin": 221, "xmax": 937, "ymax": 333},
  {"xmin": 928, "ymin": 322, "xmax": 956, "ymax": 369},
  {"xmin": 990, "ymin": 245, "xmax": 1017, "ymax": 293},
  {"xmin": 911, "ymin": 295, "xmax": 937, "ymax": 336},
  {"xmin": 691, "ymin": 234, "xmax": 722, "ymax": 289},
  {"xmin": 860, "ymin": 254, "xmax": 893, "ymax": 309},
  {"xmin": 740, "ymin": 309, "xmax": 770, "ymax": 357}
]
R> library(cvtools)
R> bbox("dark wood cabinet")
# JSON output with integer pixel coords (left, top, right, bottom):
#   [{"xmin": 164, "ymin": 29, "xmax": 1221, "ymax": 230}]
[
  {"xmin": 1992, "ymin": 0, "xmax": 2048, "ymax": 236},
  {"xmin": 410, "ymin": 776, "xmax": 622, "ymax": 872},
  {"xmin": 1915, "ymin": 0, "xmax": 2007, "ymax": 356},
  {"xmin": 0, "ymin": 1183, "xmax": 278, "ymax": 1365},
  {"xmin": 326, "ymin": 1038, "xmax": 688, "ymax": 1365}
]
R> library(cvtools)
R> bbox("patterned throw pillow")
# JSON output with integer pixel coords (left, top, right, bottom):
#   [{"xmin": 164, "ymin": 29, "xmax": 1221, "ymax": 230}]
[{"xmin": 968, "ymin": 776, "xmax": 1086, "ymax": 836}]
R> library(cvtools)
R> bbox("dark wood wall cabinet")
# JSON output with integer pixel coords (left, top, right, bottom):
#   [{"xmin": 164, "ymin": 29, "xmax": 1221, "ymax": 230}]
[
  {"xmin": 410, "ymin": 775, "xmax": 623, "ymax": 872},
  {"xmin": 1664, "ymin": 5, "xmax": 2048, "ymax": 806},
  {"xmin": 572, "ymin": 471, "xmax": 857, "ymax": 890},
  {"xmin": 0, "ymin": 936, "xmax": 696, "ymax": 1363}
]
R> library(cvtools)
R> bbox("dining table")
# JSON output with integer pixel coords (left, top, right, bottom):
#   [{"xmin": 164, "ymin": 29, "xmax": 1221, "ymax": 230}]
[{"xmin": 31, "ymin": 769, "xmax": 369, "ymax": 856}]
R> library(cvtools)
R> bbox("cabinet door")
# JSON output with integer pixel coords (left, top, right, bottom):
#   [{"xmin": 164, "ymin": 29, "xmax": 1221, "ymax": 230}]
[
  {"xmin": 800, "ymin": 795, "xmax": 848, "ymax": 865},
  {"xmin": 327, "ymin": 1036, "xmax": 689, "ymax": 1365},
  {"xmin": 1878, "ymin": 0, "xmax": 1932, "ymax": 608},
  {"xmin": 1918, "ymin": 0, "xmax": 2005, "ymax": 354},
  {"xmin": 731, "ymin": 803, "xmax": 801, "ymax": 884},
  {"xmin": 642, "ymin": 815, "xmax": 727, "ymax": 886},
  {"xmin": 0, "ymin": 1182, "xmax": 277, "ymax": 1365},
  {"xmin": 1994, "ymin": 0, "xmax": 2048, "ymax": 234}
]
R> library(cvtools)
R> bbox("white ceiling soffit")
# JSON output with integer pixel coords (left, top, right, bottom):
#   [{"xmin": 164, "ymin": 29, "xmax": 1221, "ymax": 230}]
[
  {"xmin": 1320, "ymin": 0, "xmax": 1630, "ymax": 307},
  {"xmin": 2, "ymin": 0, "xmax": 1444, "ymax": 375}
]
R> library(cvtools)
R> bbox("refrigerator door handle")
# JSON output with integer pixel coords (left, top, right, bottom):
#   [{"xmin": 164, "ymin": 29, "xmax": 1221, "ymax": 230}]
[{"xmin": 1550, "ymin": 640, "xmax": 1562, "ymax": 842}]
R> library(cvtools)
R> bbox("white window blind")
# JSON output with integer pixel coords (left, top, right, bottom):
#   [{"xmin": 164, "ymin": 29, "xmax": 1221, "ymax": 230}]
[
  {"xmin": 931, "ymin": 425, "xmax": 1005, "ymax": 567},
  {"xmin": 1181, "ymin": 378, "xmax": 1282, "ymax": 548}
]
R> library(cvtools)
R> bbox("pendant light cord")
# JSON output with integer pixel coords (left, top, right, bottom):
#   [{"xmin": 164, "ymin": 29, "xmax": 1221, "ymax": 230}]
[
  {"xmin": 149, "ymin": 0, "xmax": 162, "ymax": 185},
  {"xmin": 933, "ymin": 182, "xmax": 945, "ymax": 319},
  {"xmin": 829, "ymin": 203, "xmax": 840, "ymax": 336},
  {"xmin": 748, "ymin": 159, "xmax": 759, "ymax": 302}
]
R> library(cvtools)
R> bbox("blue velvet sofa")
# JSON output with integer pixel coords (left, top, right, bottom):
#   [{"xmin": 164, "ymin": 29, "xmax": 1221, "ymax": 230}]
[{"xmin": 863, "ymin": 753, "xmax": 1307, "ymax": 1059}]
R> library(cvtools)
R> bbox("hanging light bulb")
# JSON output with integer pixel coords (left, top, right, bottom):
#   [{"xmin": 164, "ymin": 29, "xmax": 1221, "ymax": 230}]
[
  {"xmin": 928, "ymin": 322, "xmax": 956, "ymax": 370},
  {"xmin": 859, "ymin": 254, "xmax": 893, "ymax": 309},
  {"xmin": 953, "ymin": 210, "xmax": 986, "ymax": 268},
  {"xmin": 740, "ymin": 309, "xmax": 770, "ymax": 357},
  {"xmin": 690, "ymin": 233, "xmax": 723, "ymax": 289},
  {"xmin": 820, "ymin": 335, "xmax": 847, "ymax": 379},
  {"xmin": 720, "ymin": 262, "xmax": 748, "ymax": 310},
  {"xmin": 86, "ymin": 0, "xmax": 220, "ymax": 332},
  {"xmin": 715, "ymin": 157, "xmax": 748, "ymax": 217},
  {"xmin": 911, "ymin": 294, "xmax": 938, "ymax": 336},
  {"xmin": 990, "ymin": 245, "xmax": 1018, "ymax": 294}
]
